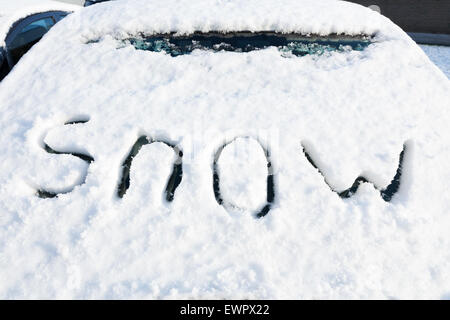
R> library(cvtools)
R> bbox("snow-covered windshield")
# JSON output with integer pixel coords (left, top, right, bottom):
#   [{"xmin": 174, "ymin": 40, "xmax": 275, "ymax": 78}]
[
  {"xmin": 119, "ymin": 33, "xmax": 372, "ymax": 57},
  {"xmin": 2, "ymin": 0, "xmax": 450, "ymax": 300}
]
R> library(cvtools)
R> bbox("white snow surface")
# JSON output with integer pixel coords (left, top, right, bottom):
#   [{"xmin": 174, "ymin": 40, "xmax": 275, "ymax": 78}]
[
  {"xmin": 420, "ymin": 45, "xmax": 450, "ymax": 79},
  {"xmin": 0, "ymin": 0, "xmax": 450, "ymax": 299},
  {"xmin": 0, "ymin": 0, "xmax": 80, "ymax": 45}
]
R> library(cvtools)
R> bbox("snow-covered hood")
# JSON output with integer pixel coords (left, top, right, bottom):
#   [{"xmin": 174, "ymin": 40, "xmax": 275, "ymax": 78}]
[
  {"xmin": 0, "ymin": 0, "xmax": 80, "ymax": 46},
  {"xmin": 0, "ymin": 0, "xmax": 449, "ymax": 299}
]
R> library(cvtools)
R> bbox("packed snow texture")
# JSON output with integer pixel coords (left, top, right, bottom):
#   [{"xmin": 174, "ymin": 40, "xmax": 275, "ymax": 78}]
[
  {"xmin": 0, "ymin": 0, "xmax": 449, "ymax": 299},
  {"xmin": 420, "ymin": 45, "xmax": 450, "ymax": 79},
  {"xmin": 0, "ymin": 0, "xmax": 79, "ymax": 46}
]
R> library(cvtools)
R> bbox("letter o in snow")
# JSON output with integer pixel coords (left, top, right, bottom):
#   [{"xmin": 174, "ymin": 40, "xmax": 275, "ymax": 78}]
[{"xmin": 213, "ymin": 137, "xmax": 275, "ymax": 218}]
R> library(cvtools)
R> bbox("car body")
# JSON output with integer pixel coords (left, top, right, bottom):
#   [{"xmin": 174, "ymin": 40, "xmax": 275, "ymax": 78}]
[
  {"xmin": 0, "ymin": 0, "xmax": 78, "ymax": 81},
  {"xmin": 84, "ymin": 0, "xmax": 112, "ymax": 7},
  {"xmin": 0, "ymin": 0, "xmax": 449, "ymax": 299}
]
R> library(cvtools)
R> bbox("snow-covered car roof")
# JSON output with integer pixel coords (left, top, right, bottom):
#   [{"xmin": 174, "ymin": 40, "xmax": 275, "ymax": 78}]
[
  {"xmin": 0, "ymin": 0, "xmax": 449, "ymax": 299},
  {"xmin": 74, "ymin": 0, "xmax": 402, "ymax": 40},
  {"xmin": 0, "ymin": 0, "xmax": 79, "ymax": 45}
]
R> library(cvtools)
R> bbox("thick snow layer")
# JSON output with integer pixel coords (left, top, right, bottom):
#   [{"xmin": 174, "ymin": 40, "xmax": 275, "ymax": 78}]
[
  {"xmin": 0, "ymin": 0, "xmax": 450, "ymax": 299},
  {"xmin": 74, "ymin": 0, "xmax": 404, "ymax": 40},
  {"xmin": 0, "ymin": 0, "xmax": 79, "ymax": 45},
  {"xmin": 420, "ymin": 45, "xmax": 450, "ymax": 79}
]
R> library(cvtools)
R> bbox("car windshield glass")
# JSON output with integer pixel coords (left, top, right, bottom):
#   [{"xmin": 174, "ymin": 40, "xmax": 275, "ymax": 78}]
[{"xmin": 119, "ymin": 33, "xmax": 372, "ymax": 57}]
